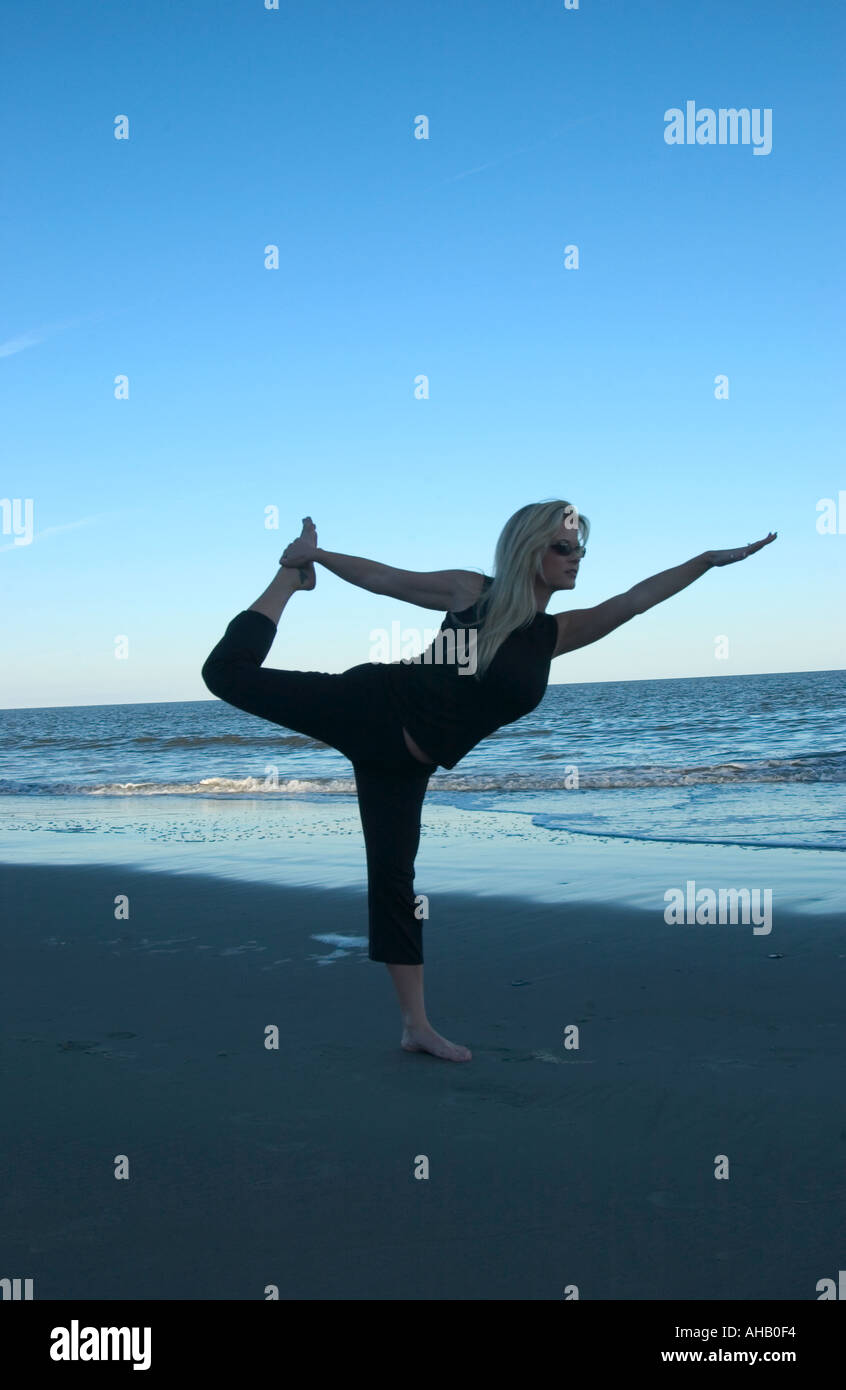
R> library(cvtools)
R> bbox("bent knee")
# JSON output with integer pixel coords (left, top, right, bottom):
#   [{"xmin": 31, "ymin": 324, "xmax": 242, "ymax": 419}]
[{"xmin": 201, "ymin": 657, "xmax": 234, "ymax": 700}]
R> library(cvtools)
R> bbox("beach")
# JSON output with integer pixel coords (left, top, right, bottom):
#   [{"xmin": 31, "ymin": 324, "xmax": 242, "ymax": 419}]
[
  {"xmin": 3, "ymin": 670, "xmax": 843, "ymax": 1298},
  {"xmin": 3, "ymin": 856, "xmax": 843, "ymax": 1301},
  {"xmin": 4, "ymin": 0, "xmax": 845, "ymax": 1323}
]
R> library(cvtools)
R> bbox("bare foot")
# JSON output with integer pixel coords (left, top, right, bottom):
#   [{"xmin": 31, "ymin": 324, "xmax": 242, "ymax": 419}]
[
  {"xmin": 401, "ymin": 1024, "xmax": 472, "ymax": 1062},
  {"xmin": 297, "ymin": 516, "xmax": 318, "ymax": 589},
  {"xmin": 282, "ymin": 516, "xmax": 318, "ymax": 589}
]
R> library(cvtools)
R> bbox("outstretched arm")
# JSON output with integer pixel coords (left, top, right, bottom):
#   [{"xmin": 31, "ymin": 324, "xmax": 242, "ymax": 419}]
[
  {"xmin": 552, "ymin": 532, "xmax": 776, "ymax": 657},
  {"xmin": 281, "ymin": 537, "xmax": 484, "ymax": 612}
]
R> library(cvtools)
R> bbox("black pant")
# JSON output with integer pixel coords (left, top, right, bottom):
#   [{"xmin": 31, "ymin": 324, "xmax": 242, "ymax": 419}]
[{"xmin": 201, "ymin": 610, "xmax": 434, "ymax": 964}]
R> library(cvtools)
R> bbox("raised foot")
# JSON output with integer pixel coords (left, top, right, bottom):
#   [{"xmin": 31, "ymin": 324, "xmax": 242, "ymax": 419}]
[
  {"xmin": 282, "ymin": 516, "xmax": 318, "ymax": 589},
  {"xmin": 297, "ymin": 516, "xmax": 317, "ymax": 589},
  {"xmin": 401, "ymin": 1025, "xmax": 472, "ymax": 1062}
]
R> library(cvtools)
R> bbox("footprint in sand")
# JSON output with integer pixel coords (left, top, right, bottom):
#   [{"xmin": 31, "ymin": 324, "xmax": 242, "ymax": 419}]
[
  {"xmin": 490, "ymin": 1047, "xmax": 595, "ymax": 1065},
  {"xmin": 530, "ymin": 1049, "xmax": 595, "ymax": 1065},
  {"xmin": 55, "ymin": 1033, "xmax": 138, "ymax": 1056}
]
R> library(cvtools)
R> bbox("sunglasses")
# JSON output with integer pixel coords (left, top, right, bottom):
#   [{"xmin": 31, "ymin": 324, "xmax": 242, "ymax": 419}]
[{"xmin": 549, "ymin": 541, "xmax": 586, "ymax": 558}]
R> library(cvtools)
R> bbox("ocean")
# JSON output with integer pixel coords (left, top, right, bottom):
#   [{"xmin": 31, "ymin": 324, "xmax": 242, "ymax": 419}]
[{"xmin": 2, "ymin": 668, "xmax": 844, "ymax": 914}]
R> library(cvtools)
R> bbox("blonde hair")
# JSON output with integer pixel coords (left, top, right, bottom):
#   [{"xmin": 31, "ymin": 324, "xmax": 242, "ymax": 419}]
[{"xmin": 456, "ymin": 500, "xmax": 589, "ymax": 680}]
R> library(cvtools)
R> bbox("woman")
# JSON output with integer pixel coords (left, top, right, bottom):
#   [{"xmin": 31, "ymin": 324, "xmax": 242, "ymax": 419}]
[{"xmin": 201, "ymin": 502, "xmax": 776, "ymax": 1063}]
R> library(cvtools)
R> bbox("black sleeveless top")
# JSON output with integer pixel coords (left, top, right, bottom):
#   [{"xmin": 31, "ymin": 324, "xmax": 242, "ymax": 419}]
[{"xmin": 382, "ymin": 576, "xmax": 558, "ymax": 769}]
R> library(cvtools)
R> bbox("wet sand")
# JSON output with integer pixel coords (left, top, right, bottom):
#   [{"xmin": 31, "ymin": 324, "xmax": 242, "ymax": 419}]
[{"xmin": 1, "ymin": 860, "xmax": 843, "ymax": 1299}]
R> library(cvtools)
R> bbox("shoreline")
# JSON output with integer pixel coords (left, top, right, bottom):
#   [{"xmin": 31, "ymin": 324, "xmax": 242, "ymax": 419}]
[{"xmin": 0, "ymin": 789, "xmax": 842, "ymax": 917}]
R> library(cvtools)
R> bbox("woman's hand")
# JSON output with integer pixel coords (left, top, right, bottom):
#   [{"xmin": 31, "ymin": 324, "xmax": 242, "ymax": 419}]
[
  {"xmin": 279, "ymin": 517, "xmax": 319, "ymax": 589},
  {"xmin": 280, "ymin": 539, "xmax": 316, "ymax": 568},
  {"xmin": 704, "ymin": 532, "xmax": 777, "ymax": 567},
  {"xmin": 280, "ymin": 529, "xmax": 318, "ymax": 569}
]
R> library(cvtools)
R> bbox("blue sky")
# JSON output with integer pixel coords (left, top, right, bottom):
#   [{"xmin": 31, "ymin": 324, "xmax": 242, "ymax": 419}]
[{"xmin": 2, "ymin": 0, "xmax": 844, "ymax": 708}]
